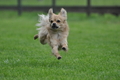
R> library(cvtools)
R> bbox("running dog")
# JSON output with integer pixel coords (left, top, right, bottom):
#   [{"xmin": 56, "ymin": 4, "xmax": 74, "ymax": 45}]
[{"xmin": 34, "ymin": 8, "xmax": 69, "ymax": 60}]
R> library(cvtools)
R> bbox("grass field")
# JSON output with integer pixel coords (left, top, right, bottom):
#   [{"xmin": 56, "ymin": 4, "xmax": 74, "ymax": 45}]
[{"xmin": 0, "ymin": 10, "xmax": 120, "ymax": 80}]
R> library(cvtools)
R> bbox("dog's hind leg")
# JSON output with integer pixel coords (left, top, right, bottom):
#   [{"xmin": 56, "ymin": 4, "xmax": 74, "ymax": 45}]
[
  {"xmin": 34, "ymin": 34, "xmax": 47, "ymax": 45},
  {"xmin": 40, "ymin": 34, "xmax": 47, "ymax": 45}
]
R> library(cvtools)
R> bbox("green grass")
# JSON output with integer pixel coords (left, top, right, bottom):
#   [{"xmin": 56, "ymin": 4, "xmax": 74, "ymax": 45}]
[
  {"xmin": 0, "ymin": 0, "xmax": 120, "ymax": 6},
  {"xmin": 0, "ymin": 10, "xmax": 120, "ymax": 80}
]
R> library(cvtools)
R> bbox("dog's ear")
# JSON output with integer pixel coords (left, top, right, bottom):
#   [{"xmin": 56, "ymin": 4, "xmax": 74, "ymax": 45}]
[
  {"xmin": 48, "ymin": 8, "xmax": 53, "ymax": 19},
  {"xmin": 59, "ymin": 8, "xmax": 67, "ymax": 19}
]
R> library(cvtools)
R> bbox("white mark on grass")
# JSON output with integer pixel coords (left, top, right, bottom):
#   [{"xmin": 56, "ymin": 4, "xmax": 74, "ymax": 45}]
[
  {"xmin": 4, "ymin": 59, "xmax": 20, "ymax": 64},
  {"xmin": 4, "ymin": 59, "xmax": 9, "ymax": 64},
  {"xmin": 16, "ymin": 59, "xmax": 20, "ymax": 62},
  {"xmin": 14, "ymin": 59, "xmax": 20, "ymax": 64}
]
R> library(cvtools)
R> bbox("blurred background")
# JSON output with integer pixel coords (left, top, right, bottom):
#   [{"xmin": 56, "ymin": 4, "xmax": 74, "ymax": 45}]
[{"xmin": 0, "ymin": 0, "xmax": 120, "ymax": 16}]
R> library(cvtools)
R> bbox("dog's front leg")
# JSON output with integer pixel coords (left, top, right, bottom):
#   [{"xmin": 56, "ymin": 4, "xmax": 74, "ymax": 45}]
[
  {"xmin": 52, "ymin": 45, "xmax": 62, "ymax": 60},
  {"xmin": 61, "ymin": 38, "xmax": 68, "ymax": 51}
]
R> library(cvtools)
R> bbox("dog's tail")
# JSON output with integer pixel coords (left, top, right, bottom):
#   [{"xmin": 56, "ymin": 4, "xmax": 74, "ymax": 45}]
[
  {"xmin": 36, "ymin": 14, "xmax": 49, "ymax": 28},
  {"xmin": 35, "ymin": 14, "xmax": 49, "ymax": 40}
]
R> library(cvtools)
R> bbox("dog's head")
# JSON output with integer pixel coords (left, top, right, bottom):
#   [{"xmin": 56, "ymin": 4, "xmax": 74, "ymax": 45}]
[{"xmin": 48, "ymin": 8, "xmax": 67, "ymax": 30}]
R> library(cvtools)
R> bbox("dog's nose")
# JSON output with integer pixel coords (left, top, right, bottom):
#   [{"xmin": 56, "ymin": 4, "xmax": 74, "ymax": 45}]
[
  {"xmin": 52, "ymin": 23, "xmax": 58, "ymax": 29},
  {"xmin": 53, "ymin": 23, "xmax": 56, "ymax": 26}
]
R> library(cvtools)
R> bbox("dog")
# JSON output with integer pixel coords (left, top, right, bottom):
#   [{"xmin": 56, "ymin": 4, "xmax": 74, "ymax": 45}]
[{"xmin": 34, "ymin": 8, "xmax": 69, "ymax": 60}]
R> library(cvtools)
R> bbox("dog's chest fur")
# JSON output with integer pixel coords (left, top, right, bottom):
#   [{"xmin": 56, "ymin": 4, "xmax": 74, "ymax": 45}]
[
  {"xmin": 49, "ymin": 31, "xmax": 62, "ymax": 41},
  {"xmin": 47, "ymin": 30, "xmax": 67, "ymax": 47}
]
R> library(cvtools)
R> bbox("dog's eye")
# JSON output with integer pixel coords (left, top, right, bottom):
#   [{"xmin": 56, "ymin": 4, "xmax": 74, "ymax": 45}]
[
  {"xmin": 50, "ymin": 20, "xmax": 53, "ymax": 23},
  {"xmin": 57, "ymin": 20, "xmax": 60, "ymax": 23}
]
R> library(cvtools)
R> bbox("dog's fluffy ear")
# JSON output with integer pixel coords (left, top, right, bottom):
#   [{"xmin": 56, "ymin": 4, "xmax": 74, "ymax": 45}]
[
  {"xmin": 59, "ymin": 8, "xmax": 67, "ymax": 19},
  {"xmin": 48, "ymin": 8, "xmax": 53, "ymax": 19}
]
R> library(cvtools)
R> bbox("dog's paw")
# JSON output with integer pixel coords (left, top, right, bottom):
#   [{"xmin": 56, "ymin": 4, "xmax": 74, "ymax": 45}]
[
  {"xmin": 34, "ymin": 34, "xmax": 38, "ymax": 40},
  {"xmin": 57, "ymin": 56, "xmax": 62, "ymax": 60},
  {"xmin": 62, "ymin": 47, "xmax": 68, "ymax": 51}
]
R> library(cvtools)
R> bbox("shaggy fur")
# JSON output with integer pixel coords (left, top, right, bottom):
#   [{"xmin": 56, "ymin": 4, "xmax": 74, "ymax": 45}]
[{"xmin": 34, "ymin": 8, "xmax": 69, "ymax": 60}]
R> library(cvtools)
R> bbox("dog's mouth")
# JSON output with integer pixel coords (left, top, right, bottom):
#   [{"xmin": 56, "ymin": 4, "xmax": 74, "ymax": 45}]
[
  {"xmin": 52, "ymin": 25, "xmax": 59, "ymax": 29},
  {"xmin": 51, "ymin": 23, "xmax": 59, "ymax": 29}
]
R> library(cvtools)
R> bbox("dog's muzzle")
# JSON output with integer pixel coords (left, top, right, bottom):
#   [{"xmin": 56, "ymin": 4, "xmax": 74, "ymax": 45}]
[{"xmin": 52, "ymin": 23, "xmax": 59, "ymax": 29}]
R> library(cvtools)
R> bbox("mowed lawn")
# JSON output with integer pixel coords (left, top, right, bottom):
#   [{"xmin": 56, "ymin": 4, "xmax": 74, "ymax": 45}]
[{"xmin": 0, "ymin": 11, "xmax": 120, "ymax": 80}]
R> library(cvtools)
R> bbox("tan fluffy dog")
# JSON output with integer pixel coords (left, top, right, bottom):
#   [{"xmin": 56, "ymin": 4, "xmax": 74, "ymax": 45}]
[{"xmin": 34, "ymin": 8, "xmax": 69, "ymax": 60}]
